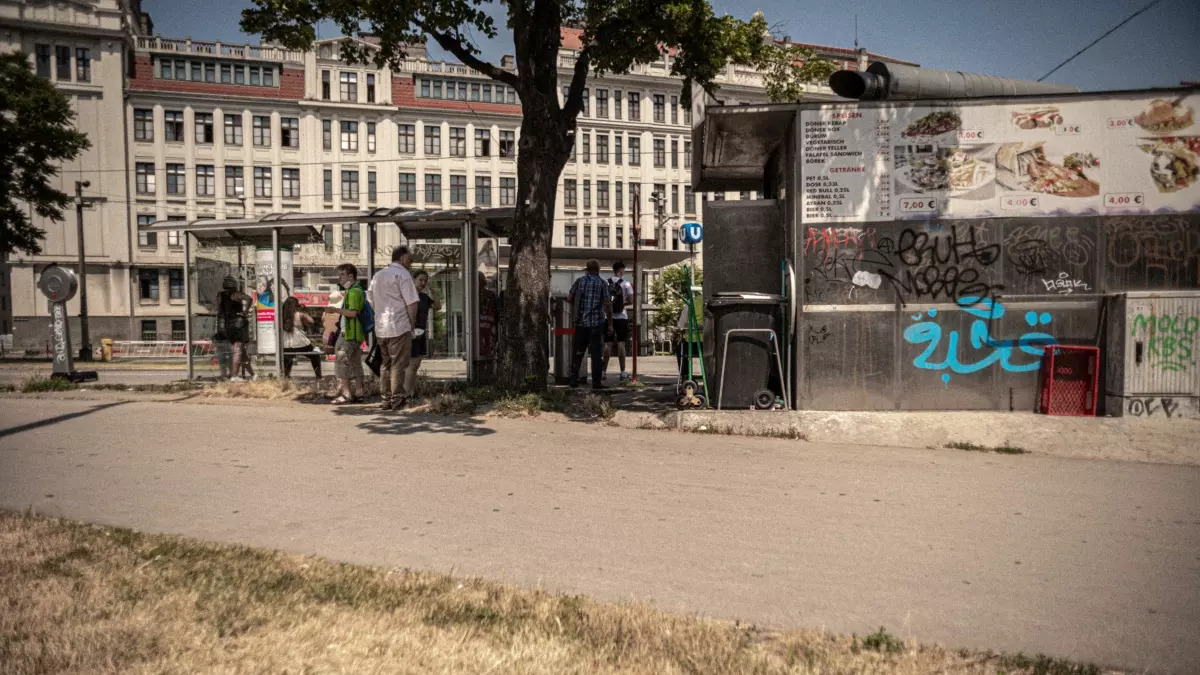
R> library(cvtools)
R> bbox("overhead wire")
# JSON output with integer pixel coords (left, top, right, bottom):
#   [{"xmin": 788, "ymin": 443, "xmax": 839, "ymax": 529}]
[{"xmin": 1037, "ymin": 0, "xmax": 1167, "ymax": 81}]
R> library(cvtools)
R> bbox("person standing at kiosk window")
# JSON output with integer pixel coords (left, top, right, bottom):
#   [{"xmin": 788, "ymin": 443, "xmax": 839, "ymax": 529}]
[
  {"xmin": 567, "ymin": 259, "xmax": 613, "ymax": 390},
  {"xmin": 604, "ymin": 261, "xmax": 634, "ymax": 382},
  {"xmin": 369, "ymin": 247, "xmax": 420, "ymax": 410},
  {"xmin": 404, "ymin": 269, "xmax": 440, "ymax": 400}
]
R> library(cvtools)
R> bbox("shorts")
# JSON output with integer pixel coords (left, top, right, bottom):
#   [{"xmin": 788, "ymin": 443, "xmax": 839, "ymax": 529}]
[
  {"xmin": 411, "ymin": 335, "xmax": 429, "ymax": 358},
  {"xmin": 608, "ymin": 318, "xmax": 630, "ymax": 344},
  {"xmin": 334, "ymin": 336, "xmax": 363, "ymax": 380}
]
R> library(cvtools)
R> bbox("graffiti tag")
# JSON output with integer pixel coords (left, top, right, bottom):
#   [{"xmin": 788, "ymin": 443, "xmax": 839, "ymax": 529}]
[
  {"xmin": 904, "ymin": 297, "xmax": 1057, "ymax": 385},
  {"xmin": 1041, "ymin": 272, "xmax": 1092, "ymax": 295},
  {"xmin": 1126, "ymin": 397, "xmax": 1180, "ymax": 418},
  {"xmin": 1131, "ymin": 313, "xmax": 1197, "ymax": 372}
]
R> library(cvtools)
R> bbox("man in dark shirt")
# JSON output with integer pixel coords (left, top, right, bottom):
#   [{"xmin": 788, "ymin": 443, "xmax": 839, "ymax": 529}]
[{"xmin": 567, "ymin": 259, "xmax": 613, "ymax": 389}]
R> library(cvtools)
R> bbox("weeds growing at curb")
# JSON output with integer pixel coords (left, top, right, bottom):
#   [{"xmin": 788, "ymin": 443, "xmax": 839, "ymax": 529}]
[
  {"xmin": 945, "ymin": 441, "xmax": 1028, "ymax": 455},
  {"xmin": 859, "ymin": 626, "xmax": 905, "ymax": 654},
  {"xmin": 19, "ymin": 376, "xmax": 74, "ymax": 393}
]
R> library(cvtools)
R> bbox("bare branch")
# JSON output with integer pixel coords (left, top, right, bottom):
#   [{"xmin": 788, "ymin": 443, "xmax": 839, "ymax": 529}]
[
  {"xmin": 418, "ymin": 22, "xmax": 519, "ymax": 88},
  {"xmin": 560, "ymin": 47, "xmax": 591, "ymax": 121}
]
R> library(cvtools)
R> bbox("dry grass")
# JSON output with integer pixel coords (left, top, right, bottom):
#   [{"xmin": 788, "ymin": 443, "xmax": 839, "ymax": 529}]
[{"xmin": 0, "ymin": 511, "xmax": 1112, "ymax": 675}]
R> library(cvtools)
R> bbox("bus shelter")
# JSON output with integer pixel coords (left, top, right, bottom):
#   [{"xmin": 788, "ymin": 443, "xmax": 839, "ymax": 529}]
[{"xmin": 145, "ymin": 207, "xmax": 514, "ymax": 382}]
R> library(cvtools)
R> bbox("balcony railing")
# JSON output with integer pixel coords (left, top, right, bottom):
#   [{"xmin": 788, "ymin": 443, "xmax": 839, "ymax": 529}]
[{"xmin": 136, "ymin": 37, "xmax": 306, "ymax": 64}]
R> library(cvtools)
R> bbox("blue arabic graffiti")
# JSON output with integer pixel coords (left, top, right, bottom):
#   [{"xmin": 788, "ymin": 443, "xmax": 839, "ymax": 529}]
[{"xmin": 904, "ymin": 298, "xmax": 1057, "ymax": 385}]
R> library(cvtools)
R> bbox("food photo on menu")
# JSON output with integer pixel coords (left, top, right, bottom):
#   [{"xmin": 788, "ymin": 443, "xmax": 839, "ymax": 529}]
[
  {"xmin": 1139, "ymin": 137, "xmax": 1200, "ymax": 193},
  {"xmin": 995, "ymin": 142, "xmax": 1100, "ymax": 198},
  {"xmin": 901, "ymin": 110, "xmax": 962, "ymax": 138},
  {"xmin": 893, "ymin": 143, "xmax": 997, "ymax": 200},
  {"xmin": 1011, "ymin": 106, "xmax": 1065, "ymax": 130}
]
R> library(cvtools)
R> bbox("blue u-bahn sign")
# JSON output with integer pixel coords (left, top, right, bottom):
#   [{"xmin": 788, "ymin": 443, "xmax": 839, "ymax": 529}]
[{"xmin": 679, "ymin": 221, "xmax": 704, "ymax": 245}]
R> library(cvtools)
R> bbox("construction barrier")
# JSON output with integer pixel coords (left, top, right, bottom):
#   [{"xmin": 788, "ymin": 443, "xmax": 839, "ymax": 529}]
[{"xmin": 109, "ymin": 340, "xmax": 216, "ymax": 361}]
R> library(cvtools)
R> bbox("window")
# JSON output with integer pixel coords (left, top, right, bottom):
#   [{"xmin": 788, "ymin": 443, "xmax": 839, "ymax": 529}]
[
  {"xmin": 616, "ymin": 227, "xmax": 624, "ymax": 248},
  {"xmin": 281, "ymin": 168, "xmax": 300, "ymax": 199},
  {"xmin": 204, "ymin": 62, "xmax": 215, "ymax": 82},
  {"xmin": 55, "ymin": 46, "xmax": 71, "ymax": 81},
  {"xmin": 596, "ymin": 89, "xmax": 609, "ymax": 118},
  {"xmin": 598, "ymin": 226, "xmax": 610, "ymax": 248},
  {"xmin": 75, "ymin": 48, "xmax": 91, "ymax": 82},
  {"xmin": 471, "ymin": 83, "xmax": 480, "ymax": 101},
  {"xmin": 342, "ymin": 225, "xmax": 361, "ymax": 253},
  {"xmin": 449, "ymin": 127, "xmax": 467, "ymax": 157},
  {"xmin": 581, "ymin": 88, "xmax": 589, "ymax": 116},
  {"xmin": 220, "ymin": 64, "xmax": 231, "ymax": 83},
  {"xmin": 165, "ymin": 164, "xmax": 186, "ymax": 195},
  {"xmin": 475, "ymin": 176, "xmax": 492, "ymax": 206},
  {"xmin": 164, "ymin": 111, "xmax": 184, "ymax": 142},
  {"xmin": 482, "ymin": 84, "xmax": 492, "ymax": 102},
  {"xmin": 474, "ymin": 129, "xmax": 491, "ymax": 157},
  {"xmin": 685, "ymin": 106, "xmax": 692, "ymax": 125},
  {"xmin": 323, "ymin": 224, "xmax": 335, "ymax": 252},
  {"xmin": 653, "ymin": 94, "xmax": 665, "ymax": 123},
  {"xmin": 614, "ymin": 89, "xmax": 622, "ymax": 120},
  {"xmin": 323, "ymin": 169, "xmax": 333, "ymax": 201},
  {"xmin": 628, "ymin": 182, "xmax": 637, "ymax": 209},
  {"xmin": 420, "ymin": 79, "xmax": 430, "ymax": 97},
  {"xmin": 196, "ymin": 165, "xmax": 215, "ymax": 196},
  {"xmin": 425, "ymin": 173, "xmax": 441, "ymax": 204},
  {"xmin": 653, "ymin": 139, "xmax": 665, "ymax": 167},
  {"xmin": 263, "ymin": 67, "xmax": 275, "ymax": 87},
  {"xmin": 339, "ymin": 72, "xmax": 357, "ymax": 101},
  {"xmin": 581, "ymin": 133, "xmax": 590, "ymax": 163},
  {"xmin": 140, "ymin": 319, "xmax": 158, "ymax": 340},
  {"xmin": 398, "ymin": 173, "xmax": 416, "ymax": 202},
  {"xmin": 500, "ymin": 177, "xmax": 516, "ymax": 206},
  {"xmin": 628, "ymin": 92, "xmax": 641, "ymax": 121},
  {"xmin": 134, "ymin": 109, "xmax": 153, "ymax": 141},
  {"xmin": 322, "ymin": 70, "xmax": 331, "ymax": 99},
  {"xmin": 366, "ymin": 122, "xmax": 376, "ymax": 152},
  {"xmin": 367, "ymin": 171, "xmax": 377, "ymax": 202},
  {"xmin": 615, "ymin": 135, "xmax": 622, "ymax": 166},
  {"xmin": 139, "ymin": 271, "xmax": 159, "ymax": 301},
  {"xmin": 341, "ymin": 170, "xmax": 359, "ymax": 200},
  {"xmin": 224, "ymin": 114, "xmax": 242, "ymax": 145},
  {"xmin": 583, "ymin": 180, "xmax": 591, "ymax": 209},
  {"xmin": 35, "ymin": 45, "xmax": 51, "ymax": 78},
  {"xmin": 596, "ymin": 134, "xmax": 609, "ymax": 164},
  {"xmin": 366, "ymin": 74, "xmax": 376, "ymax": 102},
  {"xmin": 740, "ymin": 191, "xmax": 751, "ymax": 201},
  {"xmin": 629, "ymin": 136, "xmax": 641, "ymax": 166},
  {"xmin": 684, "ymin": 185, "xmax": 695, "ymax": 214},
  {"xmin": 458, "ymin": 82, "xmax": 467, "ymax": 99},
  {"xmin": 280, "ymin": 117, "xmax": 299, "ymax": 148},
  {"xmin": 684, "ymin": 141, "xmax": 692, "ymax": 166},
  {"xmin": 432, "ymin": 80, "xmax": 443, "ymax": 98},
  {"xmin": 597, "ymin": 180, "xmax": 610, "ymax": 210},
  {"xmin": 671, "ymin": 95, "xmax": 679, "ymax": 124},
  {"xmin": 564, "ymin": 179, "xmax": 577, "ymax": 209},
  {"xmin": 159, "ymin": 57, "xmax": 173, "ymax": 79},
  {"xmin": 253, "ymin": 167, "xmax": 272, "ymax": 198},
  {"xmin": 568, "ymin": 135, "xmax": 576, "ymax": 162},
  {"xmin": 169, "ymin": 270, "xmax": 184, "ymax": 300},
  {"xmin": 615, "ymin": 182, "xmax": 624, "ymax": 212},
  {"xmin": 171, "ymin": 319, "xmax": 186, "ymax": 340},
  {"xmin": 670, "ymin": 139, "xmax": 678, "ymax": 169},
  {"xmin": 448, "ymin": 82, "xmax": 458, "ymax": 100},
  {"xmin": 194, "ymin": 113, "xmax": 214, "ymax": 144},
  {"xmin": 249, "ymin": 66, "xmax": 261, "ymax": 86},
  {"xmin": 499, "ymin": 130, "xmax": 515, "ymax": 158},
  {"xmin": 234, "ymin": 65, "xmax": 245, "ymax": 84},
  {"xmin": 424, "ymin": 126, "xmax": 441, "ymax": 156},
  {"xmin": 225, "ymin": 167, "xmax": 244, "ymax": 198},
  {"xmin": 450, "ymin": 175, "xmax": 467, "ymax": 204},
  {"xmin": 653, "ymin": 183, "xmax": 667, "ymax": 216},
  {"xmin": 252, "ymin": 115, "xmax": 270, "ymax": 147},
  {"xmin": 340, "ymin": 121, "xmax": 358, "ymax": 151},
  {"xmin": 672, "ymin": 185, "xmax": 679, "ymax": 213},
  {"xmin": 398, "ymin": 124, "xmax": 416, "ymax": 154},
  {"xmin": 583, "ymin": 224, "xmax": 591, "ymax": 247},
  {"xmin": 322, "ymin": 119, "xmax": 332, "ymax": 150},
  {"xmin": 137, "ymin": 215, "xmax": 156, "ymax": 247},
  {"xmin": 564, "ymin": 223, "xmax": 578, "ymax": 247},
  {"xmin": 191, "ymin": 61, "xmax": 202, "ymax": 81}
]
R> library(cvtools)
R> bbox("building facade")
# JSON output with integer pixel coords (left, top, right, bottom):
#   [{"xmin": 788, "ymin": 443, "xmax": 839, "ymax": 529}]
[{"xmin": 2, "ymin": 4, "xmax": 914, "ymax": 351}]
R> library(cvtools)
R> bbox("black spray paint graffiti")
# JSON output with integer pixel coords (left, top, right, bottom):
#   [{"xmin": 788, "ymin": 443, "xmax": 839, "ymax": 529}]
[
  {"xmin": 808, "ymin": 325, "xmax": 831, "ymax": 344},
  {"xmin": 1126, "ymin": 397, "xmax": 1180, "ymax": 418},
  {"xmin": 1106, "ymin": 216, "xmax": 1200, "ymax": 277},
  {"xmin": 1003, "ymin": 223, "xmax": 1096, "ymax": 275},
  {"xmin": 876, "ymin": 225, "xmax": 1005, "ymax": 306}
]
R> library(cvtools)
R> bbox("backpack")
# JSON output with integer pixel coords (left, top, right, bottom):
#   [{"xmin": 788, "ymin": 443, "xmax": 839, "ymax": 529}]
[
  {"xmin": 609, "ymin": 278, "xmax": 626, "ymax": 312},
  {"xmin": 347, "ymin": 283, "xmax": 375, "ymax": 334}
]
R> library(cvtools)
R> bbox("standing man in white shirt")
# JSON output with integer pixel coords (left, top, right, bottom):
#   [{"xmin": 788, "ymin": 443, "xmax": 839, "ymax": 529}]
[
  {"xmin": 369, "ymin": 246, "xmax": 420, "ymax": 410},
  {"xmin": 604, "ymin": 261, "xmax": 634, "ymax": 381}
]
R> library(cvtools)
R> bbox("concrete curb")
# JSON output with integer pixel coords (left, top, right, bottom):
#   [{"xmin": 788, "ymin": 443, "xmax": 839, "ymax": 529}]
[{"xmin": 660, "ymin": 409, "xmax": 1200, "ymax": 466}]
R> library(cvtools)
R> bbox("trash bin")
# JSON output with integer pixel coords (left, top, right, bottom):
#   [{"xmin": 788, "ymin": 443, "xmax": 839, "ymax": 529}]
[{"xmin": 707, "ymin": 292, "xmax": 785, "ymax": 409}]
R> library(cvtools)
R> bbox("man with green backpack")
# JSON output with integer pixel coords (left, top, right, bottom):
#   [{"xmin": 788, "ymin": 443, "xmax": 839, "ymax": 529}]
[{"xmin": 325, "ymin": 263, "xmax": 369, "ymax": 403}]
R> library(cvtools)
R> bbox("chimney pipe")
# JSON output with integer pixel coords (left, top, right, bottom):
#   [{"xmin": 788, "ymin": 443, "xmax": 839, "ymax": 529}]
[{"xmin": 830, "ymin": 61, "xmax": 1078, "ymax": 101}]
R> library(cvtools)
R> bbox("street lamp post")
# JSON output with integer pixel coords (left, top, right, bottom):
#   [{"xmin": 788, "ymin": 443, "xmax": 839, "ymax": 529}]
[{"xmin": 73, "ymin": 181, "xmax": 105, "ymax": 361}]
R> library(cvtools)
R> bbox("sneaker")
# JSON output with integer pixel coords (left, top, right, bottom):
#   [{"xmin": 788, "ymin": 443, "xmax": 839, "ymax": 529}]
[
  {"xmin": 229, "ymin": 376, "xmax": 245, "ymax": 382},
  {"xmin": 380, "ymin": 400, "xmax": 393, "ymax": 411},
  {"xmin": 619, "ymin": 371, "xmax": 631, "ymax": 381}
]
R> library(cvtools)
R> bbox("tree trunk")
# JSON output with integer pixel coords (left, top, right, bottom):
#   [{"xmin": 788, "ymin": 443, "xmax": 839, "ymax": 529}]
[{"xmin": 497, "ymin": 106, "xmax": 571, "ymax": 391}]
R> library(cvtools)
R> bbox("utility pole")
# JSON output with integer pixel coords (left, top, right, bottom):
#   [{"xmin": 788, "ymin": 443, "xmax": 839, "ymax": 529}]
[
  {"xmin": 73, "ymin": 181, "xmax": 106, "ymax": 361},
  {"xmin": 631, "ymin": 185, "xmax": 640, "ymax": 383}
]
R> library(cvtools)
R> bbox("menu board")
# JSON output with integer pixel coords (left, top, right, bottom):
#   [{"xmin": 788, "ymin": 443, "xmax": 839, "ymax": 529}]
[{"xmin": 801, "ymin": 92, "xmax": 1200, "ymax": 223}]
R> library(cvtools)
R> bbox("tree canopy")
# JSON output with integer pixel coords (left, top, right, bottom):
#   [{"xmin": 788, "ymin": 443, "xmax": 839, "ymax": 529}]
[{"xmin": 0, "ymin": 52, "xmax": 90, "ymax": 257}]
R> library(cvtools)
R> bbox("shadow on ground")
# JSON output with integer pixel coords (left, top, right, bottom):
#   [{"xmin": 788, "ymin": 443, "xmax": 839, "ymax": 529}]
[
  {"xmin": 0, "ymin": 401, "xmax": 132, "ymax": 439},
  {"xmin": 330, "ymin": 404, "xmax": 495, "ymax": 436}
]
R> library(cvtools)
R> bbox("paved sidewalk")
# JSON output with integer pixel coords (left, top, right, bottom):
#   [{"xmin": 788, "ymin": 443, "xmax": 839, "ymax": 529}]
[{"xmin": 1, "ymin": 396, "xmax": 1197, "ymax": 673}]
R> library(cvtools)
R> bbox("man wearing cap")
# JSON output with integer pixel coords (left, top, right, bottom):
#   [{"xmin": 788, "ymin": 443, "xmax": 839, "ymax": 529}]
[
  {"xmin": 604, "ymin": 261, "xmax": 634, "ymax": 382},
  {"xmin": 567, "ymin": 259, "xmax": 613, "ymax": 389}
]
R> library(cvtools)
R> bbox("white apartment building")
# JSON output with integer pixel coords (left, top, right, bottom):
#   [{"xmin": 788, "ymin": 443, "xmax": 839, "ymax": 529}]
[{"xmin": 2, "ymin": 4, "xmax": 915, "ymax": 351}]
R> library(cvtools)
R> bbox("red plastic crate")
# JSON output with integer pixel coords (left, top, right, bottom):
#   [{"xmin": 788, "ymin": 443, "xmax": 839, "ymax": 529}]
[{"xmin": 1038, "ymin": 346, "xmax": 1100, "ymax": 416}]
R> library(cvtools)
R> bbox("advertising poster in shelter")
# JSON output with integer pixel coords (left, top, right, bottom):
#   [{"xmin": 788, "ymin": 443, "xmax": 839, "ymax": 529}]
[
  {"xmin": 801, "ymin": 92, "xmax": 1200, "ymax": 223},
  {"xmin": 254, "ymin": 247, "xmax": 293, "ymax": 354}
]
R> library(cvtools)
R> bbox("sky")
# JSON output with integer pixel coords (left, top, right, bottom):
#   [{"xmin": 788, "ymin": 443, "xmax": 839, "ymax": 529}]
[{"xmin": 142, "ymin": 0, "xmax": 1200, "ymax": 92}]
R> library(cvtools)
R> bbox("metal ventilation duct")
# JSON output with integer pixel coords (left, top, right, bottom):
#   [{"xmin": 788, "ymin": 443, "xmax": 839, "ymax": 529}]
[{"xmin": 829, "ymin": 62, "xmax": 1079, "ymax": 100}]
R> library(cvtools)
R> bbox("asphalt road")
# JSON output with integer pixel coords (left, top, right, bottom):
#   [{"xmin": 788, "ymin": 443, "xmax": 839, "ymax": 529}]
[{"xmin": 1, "ymin": 396, "xmax": 1197, "ymax": 673}]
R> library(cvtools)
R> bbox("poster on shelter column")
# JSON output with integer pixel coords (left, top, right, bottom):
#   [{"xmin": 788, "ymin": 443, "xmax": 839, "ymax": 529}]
[{"xmin": 254, "ymin": 247, "xmax": 293, "ymax": 355}]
